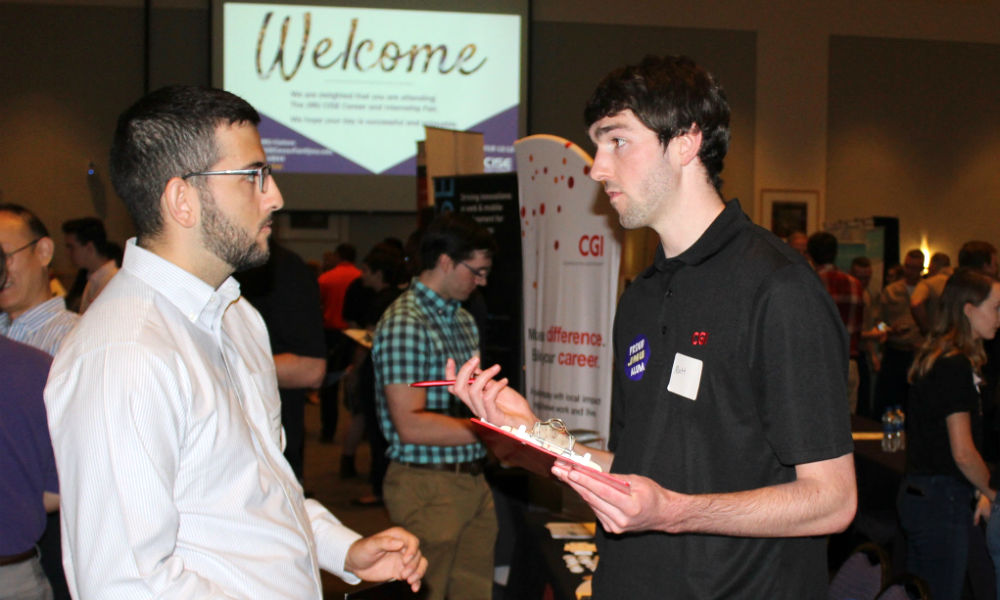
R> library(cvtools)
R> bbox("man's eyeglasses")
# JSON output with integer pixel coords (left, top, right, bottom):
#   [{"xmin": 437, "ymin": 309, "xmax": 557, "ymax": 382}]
[
  {"xmin": 181, "ymin": 164, "xmax": 273, "ymax": 193},
  {"xmin": 3, "ymin": 238, "xmax": 41, "ymax": 263},
  {"xmin": 459, "ymin": 261, "xmax": 490, "ymax": 281}
]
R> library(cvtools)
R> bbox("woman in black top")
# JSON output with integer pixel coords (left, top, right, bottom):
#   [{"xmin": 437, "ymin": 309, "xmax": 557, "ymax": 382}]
[{"xmin": 898, "ymin": 267, "xmax": 1000, "ymax": 600}]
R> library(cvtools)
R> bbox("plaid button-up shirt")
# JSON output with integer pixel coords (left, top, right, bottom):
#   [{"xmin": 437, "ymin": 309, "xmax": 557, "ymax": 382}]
[
  {"xmin": 816, "ymin": 264, "xmax": 865, "ymax": 357},
  {"xmin": 372, "ymin": 279, "xmax": 485, "ymax": 464}
]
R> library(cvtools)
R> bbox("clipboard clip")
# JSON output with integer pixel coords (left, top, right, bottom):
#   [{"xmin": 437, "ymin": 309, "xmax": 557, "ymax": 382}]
[{"xmin": 532, "ymin": 418, "xmax": 575, "ymax": 454}]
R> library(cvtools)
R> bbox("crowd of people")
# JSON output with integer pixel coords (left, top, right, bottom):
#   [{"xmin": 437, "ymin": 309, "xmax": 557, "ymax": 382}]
[
  {"xmin": 1, "ymin": 50, "xmax": 993, "ymax": 600},
  {"xmin": 789, "ymin": 231, "xmax": 1000, "ymax": 599}
]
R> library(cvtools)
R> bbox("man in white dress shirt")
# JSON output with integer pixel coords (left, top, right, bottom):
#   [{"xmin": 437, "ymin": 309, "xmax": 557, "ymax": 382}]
[
  {"xmin": 60, "ymin": 217, "xmax": 119, "ymax": 313},
  {"xmin": 44, "ymin": 85, "xmax": 426, "ymax": 599}
]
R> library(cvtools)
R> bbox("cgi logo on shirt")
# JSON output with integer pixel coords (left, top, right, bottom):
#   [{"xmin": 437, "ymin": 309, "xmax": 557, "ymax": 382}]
[{"xmin": 625, "ymin": 334, "xmax": 649, "ymax": 381}]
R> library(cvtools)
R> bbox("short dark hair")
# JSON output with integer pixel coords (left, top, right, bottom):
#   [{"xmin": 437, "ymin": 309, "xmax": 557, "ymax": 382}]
[
  {"xmin": 334, "ymin": 243, "xmax": 357, "ymax": 263},
  {"xmin": 930, "ymin": 252, "xmax": 951, "ymax": 269},
  {"xmin": 109, "ymin": 85, "xmax": 260, "ymax": 241},
  {"xmin": 807, "ymin": 232, "xmax": 838, "ymax": 266},
  {"xmin": 419, "ymin": 212, "xmax": 496, "ymax": 274},
  {"xmin": 364, "ymin": 244, "xmax": 404, "ymax": 287},
  {"xmin": 851, "ymin": 256, "xmax": 872, "ymax": 269},
  {"xmin": 62, "ymin": 217, "xmax": 112, "ymax": 258},
  {"xmin": 584, "ymin": 55, "xmax": 731, "ymax": 192},
  {"xmin": 958, "ymin": 241, "xmax": 996, "ymax": 271},
  {"xmin": 0, "ymin": 203, "xmax": 50, "ymax": 240},
  {"xmin": 905, "ymin": 249, "xmax": 926, "ymax": 262}
]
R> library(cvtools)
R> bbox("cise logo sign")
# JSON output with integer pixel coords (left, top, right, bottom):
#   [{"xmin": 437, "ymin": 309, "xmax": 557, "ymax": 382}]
[{"xmin": 579, "ymin": 234, "xmax": 604, "ymax": 257}]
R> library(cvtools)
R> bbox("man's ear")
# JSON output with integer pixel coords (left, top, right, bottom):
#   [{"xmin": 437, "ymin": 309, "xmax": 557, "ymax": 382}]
[
  {"xmin": 34, "ymin": 236, "xmax": 55, "ymax": 268},
  {"xmin": 437, "ymin": 253, "xmax": 454, "ymax": 273},
  {"xmin": 162, "ymin": 176, "xmax": 199, "ymax": 230},
  {"xmin": 674, "ymin": 124, "xmax": 704, "ymax": 166}
]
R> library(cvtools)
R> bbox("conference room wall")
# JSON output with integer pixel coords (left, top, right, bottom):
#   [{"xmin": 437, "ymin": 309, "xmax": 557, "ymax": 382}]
[
  {"xmin": 827, "ymin": 35, "xmax": 1000, "ymax": 263},
  {"xmin": 0, "ymin": 2, "xmax": 211, "ymax": 283}
]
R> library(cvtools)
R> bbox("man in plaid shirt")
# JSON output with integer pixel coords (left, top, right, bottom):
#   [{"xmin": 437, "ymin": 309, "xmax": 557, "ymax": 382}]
[
  {"xmin": 372, "ymin": 212, "xmax": 497, "ymax": 600},
  {"xmin": 808, "ymin": 232, "xmax": 865, "ymax": 413}
]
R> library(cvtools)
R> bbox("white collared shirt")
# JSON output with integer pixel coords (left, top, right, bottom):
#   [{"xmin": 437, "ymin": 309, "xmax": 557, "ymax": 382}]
[{"xmin": 45, "ymin": 239, "xmax": 361, "ymax": 599}]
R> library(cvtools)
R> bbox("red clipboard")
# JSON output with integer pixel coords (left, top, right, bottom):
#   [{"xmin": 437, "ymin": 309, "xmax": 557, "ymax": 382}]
[{"xmin": 471, "ymin": 418, "xmax": 631, "ymax": 494}]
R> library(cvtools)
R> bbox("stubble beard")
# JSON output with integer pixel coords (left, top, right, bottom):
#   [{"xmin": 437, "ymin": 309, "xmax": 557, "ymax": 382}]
[
  {"xmin": 200, "ymin": 189, "xmax": 270, "ymax": 272},
  {"xmin": 614, "ymin": 169, "xmax": 670, "ymax": 230}
]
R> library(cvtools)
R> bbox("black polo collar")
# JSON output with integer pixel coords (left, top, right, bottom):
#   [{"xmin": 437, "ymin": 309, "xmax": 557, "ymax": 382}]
[{"xmin": 645, "ymin": 198, "xmax": 748, "ymax": 278}]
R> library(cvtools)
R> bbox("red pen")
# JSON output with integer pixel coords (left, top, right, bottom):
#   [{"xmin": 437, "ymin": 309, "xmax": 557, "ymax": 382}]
[{"xmin": 409, "ymin": 379, "xmax": 477, "ymax": 388}]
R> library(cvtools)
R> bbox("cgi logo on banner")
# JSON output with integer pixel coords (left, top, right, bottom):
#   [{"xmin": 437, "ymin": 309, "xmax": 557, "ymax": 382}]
[{"xmin": 578, "ymin": 234, "xmax": 604, "ymax": 257}]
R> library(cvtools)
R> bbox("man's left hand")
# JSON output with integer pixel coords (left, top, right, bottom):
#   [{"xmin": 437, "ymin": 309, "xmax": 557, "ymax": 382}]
[
  {"xmin": 551, "ymin": 461, "xmax": 683, "ymax": 535},
  {"xmin": 345, "ymin": 527, "xmax": 428, "ymax": 592}
]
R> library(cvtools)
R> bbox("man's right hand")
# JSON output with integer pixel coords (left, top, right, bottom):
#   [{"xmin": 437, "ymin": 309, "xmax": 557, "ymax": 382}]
[{"xmin": 446, "ymin": 356, "xmax": 537, "ymax": 429}]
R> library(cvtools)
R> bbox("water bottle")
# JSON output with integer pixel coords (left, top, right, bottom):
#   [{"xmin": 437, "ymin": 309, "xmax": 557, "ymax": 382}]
[
  {"xmin": 882, "ymin": 408, "xmax": 892, "ymax": 452},
  {"xmin": 896, "ymin": 405, "xmax": 906, "ymax": 450},
  {"xmin": 889, "ymin": 405, "xmax": 902, "ymax": 452}
]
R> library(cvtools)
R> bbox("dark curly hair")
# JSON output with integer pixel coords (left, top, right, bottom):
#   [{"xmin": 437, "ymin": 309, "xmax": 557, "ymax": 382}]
[{"xmin": 584, "ymin": 55, "xmax": 731, "ymax": 192}]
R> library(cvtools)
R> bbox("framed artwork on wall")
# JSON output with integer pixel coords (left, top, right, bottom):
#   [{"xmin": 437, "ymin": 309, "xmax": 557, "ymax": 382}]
[{"xmin": 759, "ymin": 189, "xmax": 822, "ymax": 237}]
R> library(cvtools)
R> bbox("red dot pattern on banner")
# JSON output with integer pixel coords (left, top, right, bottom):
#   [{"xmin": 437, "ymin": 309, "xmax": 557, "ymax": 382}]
[{"xmin": 519, "ymin": 143, "xmax": 600, "ymax": 273}]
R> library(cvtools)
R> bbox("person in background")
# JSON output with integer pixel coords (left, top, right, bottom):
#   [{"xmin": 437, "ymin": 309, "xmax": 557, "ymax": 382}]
[
  {"xmin": 927, "ymin": 252, "xmax": 952, "ymax": 278},
  {"xmin": 0, "ymin": 204, "xmax": 79, "ymax": 355},
  {"xmin": 450, "ymin": 54, "xmax": 855, "ymax": 599},
  {"xmin": 60, "ymin": 217, "xmax": 119, "ymax": 313},
  {"xmin": 955, "ymin": 241, "xmax": 1000, "ymax": 462},
  {"xmin": 346, "ymin": 244, "xmax": 406, "ymax": 507},
  {"xmin": 851, "ymin": 256, "xmax": 888, "ymax": 418},
  {"xmin": 807, "ymin": 232, "xmax": 865, "ymax": 413},
  {"xmin": 885, "ymin": 262, "xmax": 904, "ymax": 285},
  {"xmin": 0, "ymin": 204, "xmax": 78, "ymax": 599},
  {"xmin": 900, "ymin": 267, "xmax": 999, "ymax": 600},
  {"xmin": 0, "ymin": 244, "xmax": 60, "ymax": 600},
  {"xmin": 876, "ymin": 249, "xmax": 926, "ymax": 416},
  {"xmin": 44, "ymin": 85, "xmax": 425, "ymax": 598},
  {"xmin": 317, "ymin": 243, "xmax": 361, "ymax": 445},
  {"xmin": 786, "ymin": 230, "xmax": 809, "ymax": 260},
  {"xmin": 373, "ymin": 212, "xmax": 498, "ymax": 600}
]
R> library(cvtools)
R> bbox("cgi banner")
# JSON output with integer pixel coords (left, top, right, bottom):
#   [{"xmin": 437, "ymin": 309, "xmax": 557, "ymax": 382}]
[
  {"xmin": 515, "ymin": 135, "xmax": 621, "ymax": 443},
  {"xmin": 223, "ymin": 2, "xmax": 521, "ymax": 175}
]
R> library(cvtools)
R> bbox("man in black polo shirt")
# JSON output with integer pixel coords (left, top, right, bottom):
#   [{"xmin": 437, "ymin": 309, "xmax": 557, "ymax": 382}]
[{"xmin": 449, "ymin": 55, "xmax": 856, "ymax": 599}]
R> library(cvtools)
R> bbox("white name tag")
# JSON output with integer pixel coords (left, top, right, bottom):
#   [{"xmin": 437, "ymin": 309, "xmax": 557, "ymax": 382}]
[{"xmin": 667, "ymin": 352, "xmax": 703, "ymax": 401}]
